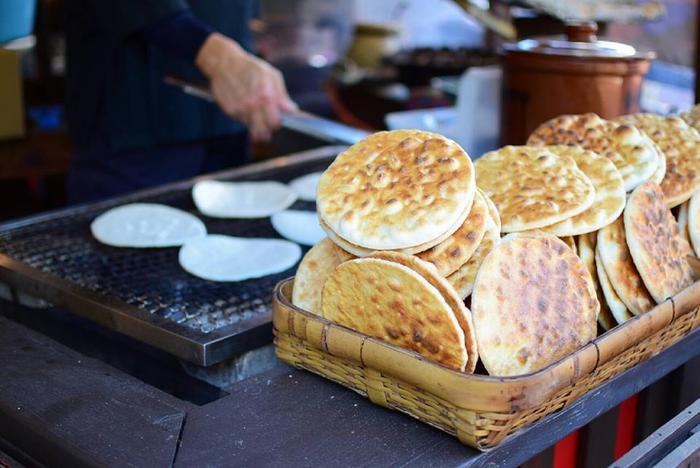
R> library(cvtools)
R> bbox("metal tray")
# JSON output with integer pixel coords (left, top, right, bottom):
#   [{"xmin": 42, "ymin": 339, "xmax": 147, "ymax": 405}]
[{"xmin": 0, "ymin": 146, "xmax": 344, "ymax": 366}]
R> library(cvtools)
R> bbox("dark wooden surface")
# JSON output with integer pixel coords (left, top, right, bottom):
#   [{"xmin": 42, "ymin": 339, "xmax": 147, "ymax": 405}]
[
  {"xmin": 3, "ymin": 306, "xmax": 700, "ymax": 467},
  {"xmin": 178, "ymin": 369, "xmax": 472, "ymax": 468},
  {"xmin": 0, "ymin": 315, "xmax": 186, "ymax": 468}
]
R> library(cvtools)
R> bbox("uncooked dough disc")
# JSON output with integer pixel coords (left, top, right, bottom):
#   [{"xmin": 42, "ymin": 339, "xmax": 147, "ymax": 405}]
[
  {"xmin": 192, "ymin": 180, "xmax": 297, "ymax": 218},
  {"xmin": 271, "ymin": 210, "xmax": 325, "ymax": 246},
  {"xmin": 178, "ymin": 234, "xmax": 301, "ymax": 282},
  {"xmin": 289, "ymin": 172, "xmax": 323, "ymax": 202},
  {"xmin": 91, "ymin": 203, "xmax": 207, "ymax": 248}
]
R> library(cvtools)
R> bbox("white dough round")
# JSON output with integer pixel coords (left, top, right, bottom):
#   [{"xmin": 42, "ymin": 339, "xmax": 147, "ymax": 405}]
[
  {"xmin": 271, "ymin": 210, "xmax": 325, "ymax": 246},
  {"xmin": 289, "ymin": 172, "xmax": 323, "ymax": 202},
  {"xmin": 192, "ymin": 180, "xmax": 297, "ymax": 218},
  {"xmin": 91, "ymin": 203, "xmax": 207, "ymax": 248},
  {"xmin": 179, "ymin": 234, "xmax": 301, "ymax": 282}
]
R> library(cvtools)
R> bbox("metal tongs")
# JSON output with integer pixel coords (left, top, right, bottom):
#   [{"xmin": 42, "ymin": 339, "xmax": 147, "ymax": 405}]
[{"xmin": 163, "ymin": 75, "xmax": 370, "ymax": 146}]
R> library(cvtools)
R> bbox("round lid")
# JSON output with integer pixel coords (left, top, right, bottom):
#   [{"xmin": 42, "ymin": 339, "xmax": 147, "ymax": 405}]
[{"xmin": 504, "ymin": 22, "xmax": 652, "ymax": 59}]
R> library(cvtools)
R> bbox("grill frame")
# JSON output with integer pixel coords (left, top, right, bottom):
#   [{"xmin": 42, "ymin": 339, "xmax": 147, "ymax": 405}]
[{"xmin": 0, "ymin": 146, "xmax": 345, "ymax": 366}]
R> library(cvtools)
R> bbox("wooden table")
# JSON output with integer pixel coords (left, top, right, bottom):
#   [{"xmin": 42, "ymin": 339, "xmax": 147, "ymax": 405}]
[{"xmin": 1, "ymin": 301, "xmax": 700, "ymax": 467}]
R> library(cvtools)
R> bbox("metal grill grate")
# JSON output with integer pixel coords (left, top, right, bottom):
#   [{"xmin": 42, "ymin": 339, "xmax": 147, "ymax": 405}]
[{"xmin": 0, "ymin": 147, "xmax": 341, "ymax": 365}]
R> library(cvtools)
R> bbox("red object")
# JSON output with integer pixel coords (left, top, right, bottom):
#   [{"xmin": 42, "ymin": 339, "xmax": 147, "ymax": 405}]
[
  {"xmin": 614, "ymin": 395, "xmax": 639, "ymax": 460},
  {"xmin": 27, "ymin": 175, "xmax": 40, "ymax": 193},
  {"xmin": 553, "ymin": 430, "xmax": 580, "ymax": 468}
]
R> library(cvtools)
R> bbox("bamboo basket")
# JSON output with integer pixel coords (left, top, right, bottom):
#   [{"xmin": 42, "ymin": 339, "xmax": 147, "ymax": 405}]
[{"xmin": 273, "ymin": 278, "xmax": 700, "ymax": 450}]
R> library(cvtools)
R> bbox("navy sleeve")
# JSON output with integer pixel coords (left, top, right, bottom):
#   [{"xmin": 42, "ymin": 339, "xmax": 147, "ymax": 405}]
[
  {"xmin": 86, "ymin": 0, "xmax": 190, "ymax": 43},
  {"xmin": 142, "ymin": 10, "xmax": 214, "ymax": 62}
]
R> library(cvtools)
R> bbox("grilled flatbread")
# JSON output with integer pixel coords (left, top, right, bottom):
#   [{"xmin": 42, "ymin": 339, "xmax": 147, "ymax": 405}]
[
  {"xmin": 649, "ymin": 140, "xmax": 667, "ymax": 184},
  {"xmin": 370, "ymin": 251, "xmax": 478, "ymax": 372},
  {"xmin": 681, "ymin": 103, "xmax": 700, "ymax": 132},
  {"xmin": 322, "ymin": 256, "xmax": 468, "ymax": 371},
  {"xmin": 540, "ymin": 146, "xmax": 626, "ymax": 236},
  {"xmin": 624, "ymin": 181, "xmax": 694, "ymax": 303},
  {"xmin": 292, "ymin": 238, "xmax": 354, "ymax": 314},
  {"xmin": 595, "ymin": 247, "xmax": 633, "ymax": 325},
  {"xmin": 178, "ymin": 235, "xmax": 301, "ymax": 282},
  {"xmin": 677, "ymin": 202, "xmax": 691, "ymax": 249},
  {"xmin": 320, "ymin": 204, "xmax": 471, "ymax": 257},
  {"xmin": 289, "ymin": 172, "xmax": 323, "ymax": 202},
  {"xmin": 271, "ymin": 210, "xmax": 325, "ymax": 246},
  {"xmin": 417, "ymin": 190, "xmax": 488, "ymax": 276},
  {"xmin": 561, "ymin": 236, "xmax": 577, "ymax": 254},
  {"xmin": 615, "ymin": 114, "xmax": 700, "ymax": 207},
  {"xmin": 475, "ymin": 146, "xmax": 595, "ymax": 233},
  {"xmin": 447, "ymin": 214, "xmax": 501, "ymax": 299},
  {"xmin": 91, "ymin": 203, "xmax": 207, "ymax": 248},
  {"xmin": 686, "ymin": 192, "xmax": 700, "ymax": 257},
  {"xmin": 479, "ymin": 188, "xmax": 501, "ymax": 233},
  {"xmin": 471, "ymin": 235, "xmax": 598, "ymax": 376},
  {"xmin": 527, "ymin": 113, "xmax": 659, "ymax": 191},
  {"xmin": 317, "ymin": 130, "xmax": 475, "ymax": 250},
  {"xmin": 578, "ymin": 233, "xmax": 616, "ymax": 331},
  {"xmin": 597, "ymin": 217, "xmax": 655, "ymax": 314}
]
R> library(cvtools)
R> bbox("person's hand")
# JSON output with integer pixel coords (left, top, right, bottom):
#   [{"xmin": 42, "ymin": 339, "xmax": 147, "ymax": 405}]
[{"xmin": 196, "ymin": 33, "xmax": 297, "ymax": 142}]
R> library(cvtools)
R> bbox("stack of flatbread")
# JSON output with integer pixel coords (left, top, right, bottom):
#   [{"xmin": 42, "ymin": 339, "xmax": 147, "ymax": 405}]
[
  {"xmin": 591, "ymin": 182, "xmax": 693, "ymax": 330},
  {"xmin": 521, "ymin": 113, "xmax": 697, "ymax": 330},
  {"xmin": 527, "ymin": 113, "xmax": 663, "ymax": 192},
  {"xmin": 296, "ymin": 130, "xmax": 503, "ymax": 302},
  {"xmin": 294, "ymin": 130, "xmax": 492, "ymax": 373},
  {"xmin": 287, "ymin": 114, "xmax": 697, "ymax": 377},
  {"xmin": 475, "ymin": 144, "xmax": 626, "ymax": 236},
  {"xmin": 613, "ymin": 114, "xmax": 700, "ymax": 208}
]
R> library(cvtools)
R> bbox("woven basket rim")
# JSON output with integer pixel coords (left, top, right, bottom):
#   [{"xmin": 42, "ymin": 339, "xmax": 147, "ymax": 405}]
[
  {"xmin": 275, "ymin": 277, "xmax": 700, "ymax": 384},
  {"xmin": 274, "ymin": 276, "xmax": 700, "ymax": 442}
]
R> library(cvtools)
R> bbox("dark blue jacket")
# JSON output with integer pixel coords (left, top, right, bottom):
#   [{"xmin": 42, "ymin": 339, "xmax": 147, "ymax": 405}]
[{"xmin": 65, "ymin": 0, "xmax": 255, "ymax": 151}]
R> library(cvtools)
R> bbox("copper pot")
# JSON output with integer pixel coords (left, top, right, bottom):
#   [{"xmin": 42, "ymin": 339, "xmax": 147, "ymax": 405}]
[{"xmin": 500, "ymin": 22, "xmax": 655, "ymax": 145}]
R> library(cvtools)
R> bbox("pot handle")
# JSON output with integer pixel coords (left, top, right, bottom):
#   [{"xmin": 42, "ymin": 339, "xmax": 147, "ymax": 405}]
[{"xmin": 565, "ymin": 21, "xmax": 598, "ymax": 43}]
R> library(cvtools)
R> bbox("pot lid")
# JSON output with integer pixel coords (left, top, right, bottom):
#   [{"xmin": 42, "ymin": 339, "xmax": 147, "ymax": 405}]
[{"xmin": 504, "ymin": 22, "xmax": 653, "ymax": 59}]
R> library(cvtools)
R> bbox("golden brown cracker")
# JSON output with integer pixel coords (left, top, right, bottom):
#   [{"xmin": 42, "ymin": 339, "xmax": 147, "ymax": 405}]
[
  {"xmin": 471, "ymin": 235, "xmax": 598, "ymax": 376},
  {"xmin": 625, "ymin": 181, "xmax": 693, "ymax": 304},
  {"xmin": 597, "ymin": 216, "xmax": 655, "ymax": 314},
  {"xmin": 540, "ymin": 145, "xmax": 626, "ymax": 236},
  {"xmin": 317, "ymin": 130, "xmax": 475, "ymax": 250},
  {"xmin": 292, "ymin": 238, "xmax": 354, "ymax": 314},
  {"xmin": 616, "ymin": 114, "xmax": 700, "ymax": 207},
  {"xmin": 417, "ymin": 190, "xmax": 488, "ymax": 276},
  {"xmin": 595, "ymin": 246, "xmax": 633, "ymax": 325},
  {"xmin": 322, "ymin": 257, "xmax": 468, "ymax": 370},
  {"xmin": 528, "ymin": 113, "xmax": 659, "ymax": 191},
  {"xmin": 447, "ymin": 215, "xmax": 500, "ymax": 299},
  {"xmin": 479, "ymin": 188, "xmax": 501, "ymax": 233},
  {"xmin": 370, "ymin": 251, "xmax": 479, "ymax": 372},
  {"xmin": 578, "ymin": 233, "xmax": 616, "ymax": 331},
  {"xmin": 475, "ymin": 146, "xmax": 595, "ymax": 233}
]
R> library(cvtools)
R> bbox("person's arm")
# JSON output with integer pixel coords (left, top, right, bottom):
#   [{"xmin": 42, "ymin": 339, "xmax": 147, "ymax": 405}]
[
  {"xmin": 139, "ymin": 8, "xmax": 296, "ymax": 142},
  {"xmin": 141, "ymin": 10, "xmax": 213, "ymax": 62},
  {"xmin": 194, "ymin": 33, "xmax": 297, "ymax": 142},
  {"xmin": 87, "ymin": 0, "xmax": 295, "ymax": 142}
]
